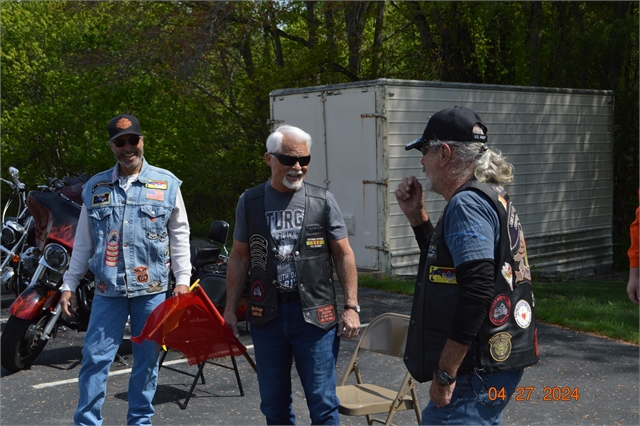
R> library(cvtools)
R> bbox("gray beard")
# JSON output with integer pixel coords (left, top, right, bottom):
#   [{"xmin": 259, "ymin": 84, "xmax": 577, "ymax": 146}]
[{"xmin": 282, "ymin": 173, "xmax": 303, "ymax": 190}]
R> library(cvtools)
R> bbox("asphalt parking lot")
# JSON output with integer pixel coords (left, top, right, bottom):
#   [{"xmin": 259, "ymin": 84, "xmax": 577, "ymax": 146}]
[{"xmin": 1, "ymin": 285, "xmax": 638, "ymax": 425}]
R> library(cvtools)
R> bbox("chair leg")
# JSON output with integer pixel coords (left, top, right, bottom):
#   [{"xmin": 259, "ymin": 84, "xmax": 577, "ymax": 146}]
[
  {"xmin": 179, "ymin": 362, "xmax": 207, "ymax": 410},
  {"xmin": 230, "ymin": 356, "xmax": 244, "ymax": 396}
]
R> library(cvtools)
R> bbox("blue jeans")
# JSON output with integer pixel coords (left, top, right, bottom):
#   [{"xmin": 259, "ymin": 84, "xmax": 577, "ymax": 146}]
[
  {"xmin": 250, "ymin": 299, "xmax": 341, "ymax": 425},
  {"xmin": 421, "ymin": 368, "xmax": 524, "ymax": 425},
  {"xmin": 74, "ymin": 292, "xmax": 165, "ymax": 426}
]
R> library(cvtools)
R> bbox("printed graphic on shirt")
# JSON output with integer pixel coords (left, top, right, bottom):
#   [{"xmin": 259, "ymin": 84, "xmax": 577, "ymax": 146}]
[
  {"xmin": 316, "ymin": 304, "xmax": 336, "ymax": 324},
  {"xmin": 514, "ymin": 299, "xmax": 532, "ymax": 329},
  {"xmin": 146, "ymin": 189, "xmax": 164, "ymax": 201},
  {"xmin": 266, "ymin": 208, "xmax": 304, "ymax": 291},
  {"xmin": 92, "ymin": 193, "xmax": 111, "ymax": 207},
  {"xmin": 249, "ymin": 235, "xmax": 268, "ymax": 271},
  {"xmin": 488, "ymin": 332, "xmax": 512, "ymax": 362},
  {"xmin": 145, "ymin": 180, "xmax": 168, "ymax": 190},
  {"xmin": 105, "ymin": 230, "xmax": 120, "ymax": 267},
  {"xmin": 489, "ymin": 294, "xmax": 511, "ymax": 327},
  {"xmin": 428, "ymin": 266, "xmax": 457, "ymax": 284}
]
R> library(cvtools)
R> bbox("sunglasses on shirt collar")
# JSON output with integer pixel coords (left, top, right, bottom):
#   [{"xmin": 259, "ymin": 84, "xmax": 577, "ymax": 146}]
[
  {"xmin": 269, "ymin": 152, "xmax": 311, "ymax": 167},
  {"xmin": 112, "ymin": 136, "xmax": 141, "ymax": 148}
]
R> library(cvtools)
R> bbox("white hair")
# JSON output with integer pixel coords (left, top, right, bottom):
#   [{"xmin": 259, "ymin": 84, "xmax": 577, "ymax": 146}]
[{"xmin": 266, "ymin": 125, "xmax": 313, "ymax": 153}]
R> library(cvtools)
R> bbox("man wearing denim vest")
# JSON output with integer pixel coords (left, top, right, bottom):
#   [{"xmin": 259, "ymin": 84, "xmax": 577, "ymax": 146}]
[{"xmin": 59, "ymin": 114, "xmax": 192, "ymax": 425}]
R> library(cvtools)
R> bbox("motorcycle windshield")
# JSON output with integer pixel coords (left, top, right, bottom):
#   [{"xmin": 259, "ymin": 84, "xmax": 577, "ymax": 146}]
[{"xmin": 27, "ymin": 191, "xmax": 81, "ymax": 251}]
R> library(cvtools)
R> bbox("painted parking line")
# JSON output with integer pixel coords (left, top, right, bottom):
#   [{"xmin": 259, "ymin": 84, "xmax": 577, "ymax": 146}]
[{"xmin": 33, "ymin": 345, "xmax": 256, "ymax": 389}]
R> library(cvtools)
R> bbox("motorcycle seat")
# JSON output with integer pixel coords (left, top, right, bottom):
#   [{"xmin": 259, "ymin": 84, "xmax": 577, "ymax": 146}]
[{"xmin": 190, "ymin": 239, "xmax": 221, "ymax": 269}]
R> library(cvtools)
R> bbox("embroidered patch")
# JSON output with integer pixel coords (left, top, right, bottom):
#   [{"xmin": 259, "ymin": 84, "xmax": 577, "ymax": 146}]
[
  {"xmin": 251, "ymin": 280, "xmax": 265, "ymax": 302},
  {"xmin": 305, "ymin": 224, "xmax": 323, "ymax": 233},
  {"xmin": 251, "ymin": 306, "xmax": 264, "ymax": 317},
  {"xmin": 489, "ymin": 295, "xmax": 511, "ymax": 327},
  {"xmin": 305, "ymin": 237, "xmax": 325, "ymax": 248},
  {"xmin": 105, "ymin": 230, "xmax": 120, "ymax": 267},
  {"xmin": 428, "ymin": 266, "xmax": 457, "ymax": 284},
  {"xmin": 514, "ymin": 299, "xmax": 532, "ymax": 329},
  {"xmin": 501, "ymin": 262, "xmax": 513, "ymax": 290},
  {"xmin": 488, "ymin": 332, "xmax": 512, "ymax": 362},
  {"xmin": 116, "ymin": 117, "xmax": 133, "ymax": 129},
  {"xmin": 92, "ymin": 181, "xmax": 113, "ymax": 192},
  {"xmin": 497, "ymin": 195, "xmax": 508, "ymax": 211},
  {"xmin": 146, "ymin": 231, "xmax": 159, "ymax": 240},
  {"xmin": 249, "ymin": 235, "xmax": 268, "ymax": 271},
  {"xmin": 427, "ymin": 245, "xmax": 437, "ymax": 257},
  {"xmin": 159, "ymin": 231, "xmax": 168, "ymax": 243},
  {"xmin": 96, "ymin": 282, "xmax": 108, "ymax": 293},
  {"xmin": 133, "ymin": 266, "xmax": 149, "ymax": 283},
  {"xmin": 146, "ymin": 189, "xmax": 164, "ymax": 201},
  {"xmin": 145, "ymin": 180, "xmax": 168, "ymax": 190},
  {"xmin": 316, "ymin": 304, "xmax": 336, "ymax": 324},
  {"xmin": 92, "ymin": 193, "xmax": 111, "ymax": 207},
  {"xmin": 146, "ymin": 281, "xmax": 163, "ymax": 293}
]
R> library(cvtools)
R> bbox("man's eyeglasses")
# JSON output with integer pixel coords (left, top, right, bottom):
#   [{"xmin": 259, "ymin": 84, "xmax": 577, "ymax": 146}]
[
  {"xmin": 270, "ymin": 152, "xmax": 311, "ymax": 167},
  {"xmin": 112, "ymin": 136, "xmax": 141, "ymax": 148}
]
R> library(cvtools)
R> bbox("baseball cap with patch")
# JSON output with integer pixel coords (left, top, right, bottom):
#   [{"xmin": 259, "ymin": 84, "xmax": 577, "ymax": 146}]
[
  {"xmin": 108, "ymin": 114, "xmax": 143, "ymax": 141},
  {"xmin": 405, "ymin": 106, "xmax": 488, "ymax": 151}
]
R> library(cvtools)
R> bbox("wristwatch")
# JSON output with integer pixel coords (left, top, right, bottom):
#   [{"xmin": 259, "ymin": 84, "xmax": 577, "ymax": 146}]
[
  {"xmin": 344, "ymin": 304, "xmax": 361, "ymax": 313},
  {"xmin": 435, "ymin": 368, "xmax": 457, "ymax": 385}
]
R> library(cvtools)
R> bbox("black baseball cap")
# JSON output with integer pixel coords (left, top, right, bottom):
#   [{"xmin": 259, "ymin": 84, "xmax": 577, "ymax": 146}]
[
  {"xmin": 405, "ymin": 106, "xmax": 488, "ymax": 151},
  {"xmin": 108, "ymin": 114, "xmax": 143, "ymax": 141}
]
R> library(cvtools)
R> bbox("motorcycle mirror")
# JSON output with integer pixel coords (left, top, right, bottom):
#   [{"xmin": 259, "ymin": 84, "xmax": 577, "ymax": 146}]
[{"xmin": 9, "ymin": 167, "xmax": 19, "ymax": 179}]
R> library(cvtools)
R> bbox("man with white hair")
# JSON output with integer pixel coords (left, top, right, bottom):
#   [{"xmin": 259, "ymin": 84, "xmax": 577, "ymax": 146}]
[
  {"xmin": 396, "ymin": 106, "xmax": 539, "ymax": 425},
  {"xmin": 225, "ymin": 125, "xmax": 360, "ymax": 424}
]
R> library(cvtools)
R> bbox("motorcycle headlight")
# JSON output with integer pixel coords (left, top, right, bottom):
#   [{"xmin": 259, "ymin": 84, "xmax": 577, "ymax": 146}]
[
  {"xmin": 43, "ymin": 243, "xmax": 70, "ymax": 269},
  {"xmin": 2, "ymin": 221, "xmax": 23, "ymax": 246}
]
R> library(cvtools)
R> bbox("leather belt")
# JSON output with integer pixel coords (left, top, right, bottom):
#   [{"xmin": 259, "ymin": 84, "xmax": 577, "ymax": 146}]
[{"xmin": 278, "ymin": 291, "xmax": 300, "ymax": 303}]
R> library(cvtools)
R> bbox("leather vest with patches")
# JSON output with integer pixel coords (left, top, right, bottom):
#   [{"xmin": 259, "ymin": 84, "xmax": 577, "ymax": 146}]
[
  {"xmin": 407, "ymin": 181, "xmax": 538, "ymax": 379},
  {"xmin": 244, "ymin": 183, "xmax": 337, "ymax": 330}
]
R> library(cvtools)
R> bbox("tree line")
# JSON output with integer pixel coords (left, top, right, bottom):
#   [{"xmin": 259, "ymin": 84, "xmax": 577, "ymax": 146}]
[{"xmin": 1, "ymin": 1, "xmax": 637, "ymax": 267}]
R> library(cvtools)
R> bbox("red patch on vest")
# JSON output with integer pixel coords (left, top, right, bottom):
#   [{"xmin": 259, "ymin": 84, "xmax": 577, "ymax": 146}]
[{"xmin": 316, "ymin": 304, "xmax": 336, "ymax": 324}]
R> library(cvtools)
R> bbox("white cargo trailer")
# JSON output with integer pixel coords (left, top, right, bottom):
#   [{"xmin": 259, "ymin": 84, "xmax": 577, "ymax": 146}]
[{"xmin": 269, "ymin": 79, "xmax": 614, "ymax": 278}]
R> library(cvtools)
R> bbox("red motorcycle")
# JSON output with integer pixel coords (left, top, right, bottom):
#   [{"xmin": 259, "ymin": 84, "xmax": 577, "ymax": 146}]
[{"xmin": 1, "ymin": 174, "xmax": 93, "ymax": 373}]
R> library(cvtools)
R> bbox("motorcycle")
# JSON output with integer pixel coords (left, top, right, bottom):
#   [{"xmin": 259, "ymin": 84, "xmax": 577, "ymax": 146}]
[
  {"xmin": 189, "ymin": 219, "xmax": 248, "ymax": 320},
  {"xmin": 1, "ymin": 172, "xmax": 93, "ymax": 373},
  {"xmin": 1, "ymin": 167, "xmax": 36, "ymax": 297}
]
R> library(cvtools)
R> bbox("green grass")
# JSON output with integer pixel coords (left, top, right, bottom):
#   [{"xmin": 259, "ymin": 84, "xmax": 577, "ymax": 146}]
[{"xmin": 358, "ymin": 275, "xmax": 640, "ymax": 345}]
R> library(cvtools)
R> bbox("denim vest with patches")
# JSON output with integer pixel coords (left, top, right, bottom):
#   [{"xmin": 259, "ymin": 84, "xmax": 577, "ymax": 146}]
[{"xmin": 82, "ymin": 160, "xmax": 181, "ymax": 297}]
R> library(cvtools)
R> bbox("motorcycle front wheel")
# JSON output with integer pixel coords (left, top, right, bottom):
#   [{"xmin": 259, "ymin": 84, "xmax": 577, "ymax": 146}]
[{"xmin": 1, "ymin": 312, "xmax": 50, "ymax": 372}]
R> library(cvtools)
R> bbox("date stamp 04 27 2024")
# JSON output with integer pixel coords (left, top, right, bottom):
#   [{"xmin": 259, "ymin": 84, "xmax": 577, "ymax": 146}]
[{"xmin": 488, "ymin": 386, "xmax": 580, "ymax": 402}]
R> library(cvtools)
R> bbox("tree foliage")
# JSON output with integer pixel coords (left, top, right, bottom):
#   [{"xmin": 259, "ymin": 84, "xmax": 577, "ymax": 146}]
[{"xmin": 1, "ymin": 1, "xmax": 637, "ymax": 264}]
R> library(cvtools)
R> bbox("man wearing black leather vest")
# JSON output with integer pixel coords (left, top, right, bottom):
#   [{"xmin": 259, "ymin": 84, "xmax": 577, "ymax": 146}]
[
  {"xmin": 225, "ymin": 125, "xmax": 360, "ymax": 425},
  {"xmin": 395, "ymin": 106, "xmax": 538, "ymax": 425}
]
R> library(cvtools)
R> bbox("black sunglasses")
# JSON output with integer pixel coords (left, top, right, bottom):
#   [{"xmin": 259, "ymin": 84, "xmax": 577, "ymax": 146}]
[
  {"xmin": 270, "ymin": 152, "xmax": 311, "ymax": 167},
  {"xmin": 112, "ymin": 136, "xmax": 141, "ymax": 148}
]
